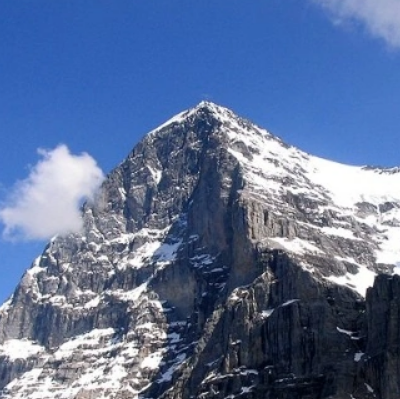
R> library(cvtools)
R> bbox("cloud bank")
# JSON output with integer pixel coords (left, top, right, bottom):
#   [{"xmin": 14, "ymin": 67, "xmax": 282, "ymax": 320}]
[
  {"xmin": 313, "ymin": 0, "xmax": 400, "ymax": 47},
  {"xmin": 0, "ymin": 145, "xmax": 104, "ymax": 241}
]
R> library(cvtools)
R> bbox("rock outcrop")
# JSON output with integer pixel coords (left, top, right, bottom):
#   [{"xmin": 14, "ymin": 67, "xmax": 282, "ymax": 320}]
[{"xmin": 1, "ymin": 101, "xmax": 400, "ymax": 398}]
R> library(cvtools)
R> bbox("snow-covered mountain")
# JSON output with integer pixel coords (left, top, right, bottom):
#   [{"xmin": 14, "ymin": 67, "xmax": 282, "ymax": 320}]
[{"xmin": 1, "ymin": 101, "xmax": 400, "ymax": 399}]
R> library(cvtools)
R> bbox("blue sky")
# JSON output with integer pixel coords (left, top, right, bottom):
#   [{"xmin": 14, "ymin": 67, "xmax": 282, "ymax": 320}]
[{"xmin": 1, "ymin": 0, "xmax": 400, "ymax": 303}]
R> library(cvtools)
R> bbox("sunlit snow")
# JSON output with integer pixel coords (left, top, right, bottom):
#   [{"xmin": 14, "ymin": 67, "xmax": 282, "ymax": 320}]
[
  {"xmin": 0, "ymin": 339, "xmax": 45, "ymax": 360},
  {"xmin": 326, "ymin": 266, "xmax": 376, "ymax": 297}
]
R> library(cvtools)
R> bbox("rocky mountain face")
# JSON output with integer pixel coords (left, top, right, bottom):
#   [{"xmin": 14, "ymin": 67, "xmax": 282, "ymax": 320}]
[{"xmin": 1, "ymin": 102, "xmax": 400, "ymax": 399}]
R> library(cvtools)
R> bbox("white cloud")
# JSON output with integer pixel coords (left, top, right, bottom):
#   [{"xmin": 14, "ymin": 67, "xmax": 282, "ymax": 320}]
[
  {"xmin": 0, "ymin": 144, "xmax": 104, "ymax": 241},
  {"xmin": 313, "ymin": 0, "xmax": 400, "ymax": 47}
]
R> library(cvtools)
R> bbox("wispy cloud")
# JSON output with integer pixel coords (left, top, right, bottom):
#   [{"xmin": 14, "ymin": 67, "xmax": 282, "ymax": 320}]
[
  {"xmin": 0, "ymin": 145, "xmax": 104, "ymax": 241},
  {"xmin": 313, "ymin": 0, "xmax": 400, "ymax": 48}
]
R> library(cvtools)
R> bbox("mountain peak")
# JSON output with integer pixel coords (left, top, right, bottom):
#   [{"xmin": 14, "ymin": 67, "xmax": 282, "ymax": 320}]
[
  {"xmin": 3, "ymin": 103, "xmax": 400, "ymax": 398},
  {"xmin": 194, "ymin": 99, "xmax": 220, "ymax": 109},
  {"xmin": 193, "ymin": 100, "xmax": 230, "ymax": 114},
  {"xmin": 148, "ymin": 101, "xmax": 246, "ymax": 137}
]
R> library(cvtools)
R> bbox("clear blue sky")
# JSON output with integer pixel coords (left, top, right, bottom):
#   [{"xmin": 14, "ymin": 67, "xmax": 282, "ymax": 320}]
[{"xmin": 1, "ymin": 0, "xmax": 400, "ymax": 303}]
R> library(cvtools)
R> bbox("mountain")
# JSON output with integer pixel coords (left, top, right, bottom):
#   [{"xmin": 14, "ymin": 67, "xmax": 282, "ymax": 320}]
[{"xmin": 1, "ymin": 101, "xmax": 400, "ymax": 399}]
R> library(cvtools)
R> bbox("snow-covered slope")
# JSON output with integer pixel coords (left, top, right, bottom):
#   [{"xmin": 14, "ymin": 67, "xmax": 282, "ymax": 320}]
[{"xmin": 1, "ymin": 101, "xmax": 400, "ymax": 399}]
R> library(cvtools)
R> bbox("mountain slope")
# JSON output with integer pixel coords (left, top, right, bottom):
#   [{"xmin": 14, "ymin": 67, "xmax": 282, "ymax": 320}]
[{"xmin": 1, "ymin": 102, "xmax": 400, "ymax": 399}]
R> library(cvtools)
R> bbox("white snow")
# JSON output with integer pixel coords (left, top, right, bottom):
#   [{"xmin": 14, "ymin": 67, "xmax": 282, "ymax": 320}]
[
  {"xmin": 354, "ymin": 352, "xmax": 365, "ymax": 362},
  {"xmin": 267, "ymin": 237, "xmax": 323, "ymax": 255},
  {"xmin": 190, "ymin": 254, "xmax": 215, "ymax": 268},
  {"xmin": 113, "ymin": 225, "xmax": 181, "ymax": 272},
  {"xmin": 326, "ymin": 266, "xmax": 376, "ymax": 297},
  {"xmin": 0, "ymin": 296, "xmax": 12, "ymax": 313},
  {"xmin": 5, "ymin": 368, "xmax": 46, "ymax": 395},
  {"xmin": 125, "ymin": 241, "xmax": 164, "ymax": 268},
  {"xmin": 27, "ymin": 256, "xmax": 44, "ymax": 276},
  {"xmin": 112, "ymin": 282, "xmax": 148, "ymax": 302},
  {"xmin": 49, "ymin": 295, "xmax": 69, "ymax": 306},
  {"xmin": 157, "ymin": 353, "xmax": 186, "ymax": 383},
  {"xmin": 334, "ymin": 256, "xmax": 360, "ymax": 265},
  {"xmin": 4, "ymin": 291, "xmax": 172, "ymax": 398},
  {"xmin": 140, "ymin": 351, "xmax": 164, "ymax": 370},
  {"xmin": 308, "ymin": 157, "xmax": 400, "ymax": 209},
  {"xmin": 148, "ymin": 101, "xmax": 232, "ymax": 137},
  {"xmin": 148, "ymin": 109, "xmax": 192, "ymax": 135},
  {"xmin": 365, "ymin": 383, "xmax": 374, "ymax": 393},
  {"xmin": 167, "ymin": 332, "xmax": 181, "ymax": 344},
  {"xmin": 262, "ymin": 309, "xmax": 274, "ymax": 318},
  {"xmin": 53, "ymin": 328, "xmax": 115, "ymax": 360},
  {"xmin": 240, "ymin": 386, "xmax": 255, "ymax": 394},
  {"xmin": 375, "ymin": 226, "xmax": 400, "ymax": 265},
  {"xmin": 321, "ymin": 226, "xmax": 358, "ymax": 240},
  {"xmin": 228, "ymin": 287, "xmax": 250, "ymax": 303},
  {"xmin": 0, "ymin": 339, "xmax": 45, "ymax": 360},
  {"xmin": 307, "ymin": 161, "xmax": 400, "ymax": 269},
  {"xmin": 261, "ymin": 300, "xmax": 298, "ymax": 319},
  {"xmin": 147, "ymin": 165, "xmax": 162, "ymax": 184},
  {"xmin": 84, "ymin": 295, "xmax": 101, "ymax": 309},
  {"xmin": 337, "ymin": 327, "xmax": 354, "ymax": 336},
  {"xmin": 154, "ymin": 240, "xmax": 182, "ymax": 267},
  {"xmin": 240, "ymin": 369, "xmax": 258, "ymax": 375},
  {"xmin": 281, "ymin": 299, "xmax": 299, "ymax": 307}
]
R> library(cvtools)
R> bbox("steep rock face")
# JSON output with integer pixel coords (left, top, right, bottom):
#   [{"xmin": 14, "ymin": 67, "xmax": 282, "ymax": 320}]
[
  {"xmin": 359, "ymin": 275, "xmax": 400, "ymax": 399},
  {"xmin": 1, "ymin": 102, "xmax": 400, "ymax": 399}
]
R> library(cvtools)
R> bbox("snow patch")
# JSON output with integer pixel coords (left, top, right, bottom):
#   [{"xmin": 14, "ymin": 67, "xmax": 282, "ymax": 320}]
[
  {"xmin": 84, "ymin": 295, "xmax": 101, "ymax": 309},
  {"xmin": 326, "ymin": 266, "xmax": 376, "ymax": 297},
  {"xmin": 267, "ymin": 237, "xmax": 323, "ymax": 255},
  {"xmin": 140, "ymin": 351, "xmax": 163, "ymax": 370},
  {"xmin": 354, "ymin": 352, "xmax": 365, "ymax": 362},
  {"xmin": 281, "ymin": 299, "xmax": 299, "ymax": 306},
  {"xmin": 0, "ymin": 296, "xmax": 13, "ymax": 313},
  {"xmin": 154, "ymin": 240, "xmax": 182, "ymax": 267},
  {"xmin": 261, "ymin": 309, "xmax": 274, "ymax": 318},
  {"xmin": 54, "ymin": 328, "xmax": 115, "ymax": 360},
  {"xmin": 308, "ymin": 157, "xmax": 400, "ymax": 209},
  {"xmin": 27, "ymin": 256, "xmax": 44, "ymax": 276},
  {"xmin": 337, "ymin": 327, "xmax": 353, "ymax": 336},
  {"xmin": 147, "ymin": 165, "xmax": 162, "ymax": 184},
  {"xmin": 112, "ymin": 282, "xmax": 148, "ymax": 303},
  {"xmin": 321, "ymin": 226, "xmax": 358, "ymax": 240},
  {"xmin": 157, "ymin": 353, "xmax": 187, "ymax": 383},
  {"xmin": 375, "ymin": 226, "xmax": 400, "ymax": 266},
  {"xmin": 365, "ymin": 383, "xmax": 374, "ymax": 393},
  {"xmin": 0, "ymin": 339, "xmax": 45, "ymax": 360}
]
